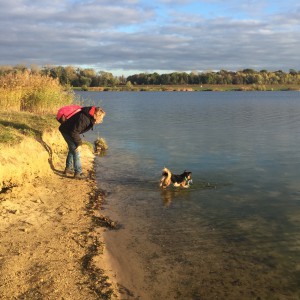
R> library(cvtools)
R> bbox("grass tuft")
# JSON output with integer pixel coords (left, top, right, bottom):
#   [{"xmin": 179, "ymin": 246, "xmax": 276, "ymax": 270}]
[
  {"xmin": 0, "ymin": 125, "xmax": 22, "ymax": 145},
  {"xmin": 94, "ymin": 138, "xmax": 108, "ymax": 155}
]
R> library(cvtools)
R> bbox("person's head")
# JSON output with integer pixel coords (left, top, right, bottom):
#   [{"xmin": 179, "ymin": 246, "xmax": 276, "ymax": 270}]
[{"xmin": 93, "ymin": 107, "xmax": 106, "ymax": 124}]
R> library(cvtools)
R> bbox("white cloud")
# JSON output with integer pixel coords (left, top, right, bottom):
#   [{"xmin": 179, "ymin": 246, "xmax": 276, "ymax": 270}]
[{"xmin": 0, "ymin": 0, "xmax": 299, "ymax": 74}]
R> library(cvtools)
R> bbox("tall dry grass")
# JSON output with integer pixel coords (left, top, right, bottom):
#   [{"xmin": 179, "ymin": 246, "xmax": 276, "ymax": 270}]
[{"xmin": 0, "ymin": 71, "xmax": 74, "ymax": 114}]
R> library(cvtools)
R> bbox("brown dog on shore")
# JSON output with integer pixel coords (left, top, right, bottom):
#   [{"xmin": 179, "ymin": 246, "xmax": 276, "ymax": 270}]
[{"xmin": 159, "ymin": 167, "xmax": 192, "ymax": 189}]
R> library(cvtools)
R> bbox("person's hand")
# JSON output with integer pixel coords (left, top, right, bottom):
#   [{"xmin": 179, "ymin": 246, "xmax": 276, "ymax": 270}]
[{"xmin": 75, "ymin": 146, "xmax": 81, "ymax": 152}]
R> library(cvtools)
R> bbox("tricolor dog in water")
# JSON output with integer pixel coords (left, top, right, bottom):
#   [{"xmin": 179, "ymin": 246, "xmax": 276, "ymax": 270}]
[{"xmin": 160, "ymin": 167, "xmax": 192, "ymax": 189}]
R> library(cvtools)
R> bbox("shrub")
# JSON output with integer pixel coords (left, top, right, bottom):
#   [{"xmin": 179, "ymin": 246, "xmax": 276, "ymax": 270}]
[
  {"xmin": 0, "ymin": 71, "xmax": 74, "ymax": 114},
  {"xmin": 252, "ymin": 84, "xmax": 267, "ymax": 91}
]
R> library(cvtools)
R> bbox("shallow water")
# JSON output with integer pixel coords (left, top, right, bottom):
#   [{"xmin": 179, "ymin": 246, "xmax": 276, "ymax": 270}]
[{"xmin": 78, "ymin": 91, "xmax": 300, "ymax": 299}]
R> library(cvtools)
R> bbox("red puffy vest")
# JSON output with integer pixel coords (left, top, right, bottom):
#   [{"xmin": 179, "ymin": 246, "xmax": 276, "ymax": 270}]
[{"xmin": 56, "ymin": 105, "xmax": 82, "ymax": 123}]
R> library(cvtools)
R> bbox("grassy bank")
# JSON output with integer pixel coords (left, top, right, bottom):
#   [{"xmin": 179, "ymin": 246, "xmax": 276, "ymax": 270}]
[
  {"xmin": 0, "ymin": 111, "xmax": 96, "ymax": 191},
  {"xmin": 0, "ymin": 71, "xmax": 75, "ymax": 191},
  {"xmin": 0, "ymin": 111, "xmax": 57, "ymax": 144},
  {"xmin": 0, "ymin": 111, "xmax": 65, "ymax": 191},
  {"xmin": 0, "ymin": 70, "xmax": 76, "ymax": 190}
]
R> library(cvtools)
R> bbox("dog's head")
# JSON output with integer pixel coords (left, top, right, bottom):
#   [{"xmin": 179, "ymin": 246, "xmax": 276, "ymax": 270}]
[{"xmin": 183, "ymin": 170, "xmax": 192, "ymax": 180}]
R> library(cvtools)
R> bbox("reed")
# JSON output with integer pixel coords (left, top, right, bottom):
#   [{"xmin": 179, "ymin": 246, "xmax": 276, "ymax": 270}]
[{"xmin": 0, "ymin": 71, "xmax": 74, "ymax": 114}]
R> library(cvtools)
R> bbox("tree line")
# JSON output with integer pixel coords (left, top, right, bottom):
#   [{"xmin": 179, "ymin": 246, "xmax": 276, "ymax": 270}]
[
  {"xmin": 127, "ymin": 69, "xmax": 300, "ymax": 86},
  {"xmin": 1, "ymin": 64, "xmax": 300, "ymax": 87},
  {"xmin": 0, "ymin": 64, "xmax": 125, "ymax": 88}
]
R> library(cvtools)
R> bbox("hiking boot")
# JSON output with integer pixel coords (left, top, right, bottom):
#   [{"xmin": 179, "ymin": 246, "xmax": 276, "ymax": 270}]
[
  {"xmin": 63, "ymin": 168, "xmax": 74, "ymax": 175},
  {"xmin": 74, "ymin": 172, "xmax": 86, "ymax": 180}
]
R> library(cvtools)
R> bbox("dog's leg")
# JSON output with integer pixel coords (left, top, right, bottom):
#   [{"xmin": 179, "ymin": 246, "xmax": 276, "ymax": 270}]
[
  {"xmin": 159, "ymin": 177, "xmax": 164, "ymax": 187},
  {"xmin": 181, "ymin": 182, "xmax": 189, "ymax": 188}
]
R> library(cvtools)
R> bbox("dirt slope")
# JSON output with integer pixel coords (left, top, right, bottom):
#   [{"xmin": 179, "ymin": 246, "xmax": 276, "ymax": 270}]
[{"xmin": 0, "ymin": 131, "xmax": 119, "ymax": 299}]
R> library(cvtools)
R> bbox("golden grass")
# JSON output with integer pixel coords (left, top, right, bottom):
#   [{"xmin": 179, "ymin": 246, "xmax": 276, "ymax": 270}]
[
  {"xmin": 0, "ymin": 135, "xmax": 52, "ymax": 190},
  {"xmin": 0, "ymin": 71, "xmax": 74, "ymax": 113}
]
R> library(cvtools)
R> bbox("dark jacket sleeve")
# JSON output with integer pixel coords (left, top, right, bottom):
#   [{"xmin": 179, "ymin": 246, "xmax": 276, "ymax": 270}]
[{"xmin": 70, "ymin": 113, "xmax": 92, "ymax": 146}]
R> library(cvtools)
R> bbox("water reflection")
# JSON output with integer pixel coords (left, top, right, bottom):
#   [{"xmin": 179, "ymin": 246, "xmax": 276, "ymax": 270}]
[
  {"xmin": 160, "ymin": 181, "xmax": 219, "ymax": 207},
  {"xmin": 160, "ymin": 188, "xmax": 191, "ymax": 207}
]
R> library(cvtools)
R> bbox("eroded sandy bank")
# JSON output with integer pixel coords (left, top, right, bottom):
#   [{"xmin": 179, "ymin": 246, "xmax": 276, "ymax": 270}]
[{"xmin": 0, "ymin": 128, "xmax": 120, "ymax": 299}]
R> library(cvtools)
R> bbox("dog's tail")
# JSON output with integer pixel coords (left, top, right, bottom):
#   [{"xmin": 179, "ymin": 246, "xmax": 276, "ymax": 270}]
[{"xmin": 160, "ymin": 167, "xmax": 171, "ymax": 188}]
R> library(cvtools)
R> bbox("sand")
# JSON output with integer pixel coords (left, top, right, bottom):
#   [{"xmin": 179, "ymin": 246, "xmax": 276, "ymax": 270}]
[{"xmin": 0, "ymin": 131, "xmax": 120, "ymax": 299}]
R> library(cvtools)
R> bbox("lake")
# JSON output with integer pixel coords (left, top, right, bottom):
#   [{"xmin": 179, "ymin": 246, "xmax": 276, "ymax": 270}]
[{"xmin": 76, "ymin": 91, "xmax": 300, "ymax": 300}]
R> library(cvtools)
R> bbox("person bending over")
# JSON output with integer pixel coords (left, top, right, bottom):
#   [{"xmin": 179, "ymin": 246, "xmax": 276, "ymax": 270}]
[{"xmin": 59, "ymin": 106, "xmax": 105, "ymax": 179}]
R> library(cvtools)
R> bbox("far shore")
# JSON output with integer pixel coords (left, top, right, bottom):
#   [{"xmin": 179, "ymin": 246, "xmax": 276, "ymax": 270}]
[{"xmin": 74, "ymin": 83, "xmax": 300, "ymax": 92}]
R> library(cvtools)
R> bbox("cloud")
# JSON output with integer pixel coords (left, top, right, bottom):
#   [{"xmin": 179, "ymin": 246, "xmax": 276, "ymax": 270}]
[{"xmin": 0, "ymin": 0, "xmax": 299, "ymax": 74}]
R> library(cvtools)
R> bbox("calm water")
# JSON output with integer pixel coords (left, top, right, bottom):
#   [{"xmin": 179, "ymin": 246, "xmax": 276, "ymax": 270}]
[{"xmin": 77, "ymin": 91, "xmax": 300, "ymax": 300}]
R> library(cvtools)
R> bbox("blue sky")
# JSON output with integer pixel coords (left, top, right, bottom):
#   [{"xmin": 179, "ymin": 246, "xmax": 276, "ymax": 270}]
[{"xmin": 0, "ymin": 0, "xmax": 299, "ymax": 76}]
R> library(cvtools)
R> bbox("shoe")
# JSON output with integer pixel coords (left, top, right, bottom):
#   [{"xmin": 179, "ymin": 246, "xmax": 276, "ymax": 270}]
[
  {"xmin": 63, "ymin": 168, "xmax": 74, "ymax": 175},
  {"xmin": 74, "ymin": 172, "xmax": 86, "ymax": 180}
]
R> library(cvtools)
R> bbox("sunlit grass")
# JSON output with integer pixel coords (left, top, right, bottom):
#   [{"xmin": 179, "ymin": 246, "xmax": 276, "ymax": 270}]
[
  {"xmin": 0, "ymin": 124, "xmax": 21, "ymax": 145},
  {"xmin": 0, "ymin": 111, "xmax": 58, "ymax": 146}
]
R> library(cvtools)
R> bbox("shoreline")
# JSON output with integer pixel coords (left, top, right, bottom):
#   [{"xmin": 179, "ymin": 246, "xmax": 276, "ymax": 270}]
[
  {"xmin": 0, "ymin": 128, "xmax": 120, "ymax": 299},
  {"xmin": 75, "ymin": 83, "xmax": 300, "ymax": 92}
]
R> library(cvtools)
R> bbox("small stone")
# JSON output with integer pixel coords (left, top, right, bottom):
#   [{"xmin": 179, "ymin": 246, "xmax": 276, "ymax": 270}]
[{"xmin": 8, "ymin": 209, "xmax": 19, "ymax": 214}]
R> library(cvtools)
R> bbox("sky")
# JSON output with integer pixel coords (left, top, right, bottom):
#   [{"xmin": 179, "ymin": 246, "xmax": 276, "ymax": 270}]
[{"xmin": 0, "ymin": 0, "xmax": 299, "ymax": 76}]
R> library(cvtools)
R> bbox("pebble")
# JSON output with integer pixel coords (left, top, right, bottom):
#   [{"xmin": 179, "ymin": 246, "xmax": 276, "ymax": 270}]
[{"xmin": 7, "ymin": 209, "xmax": 20, "ymax": 214}]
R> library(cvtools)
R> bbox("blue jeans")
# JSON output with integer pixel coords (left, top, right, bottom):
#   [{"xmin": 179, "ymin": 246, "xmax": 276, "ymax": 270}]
[{"xmin": 61, "ymin": 132, "xmax": 82, "ymax": 174}]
